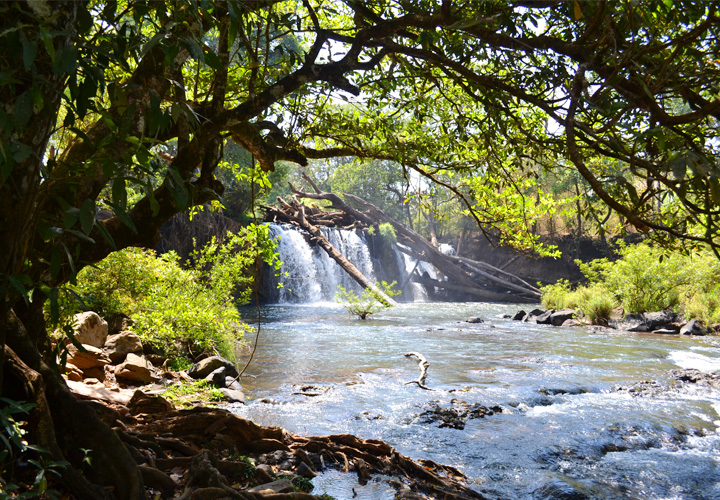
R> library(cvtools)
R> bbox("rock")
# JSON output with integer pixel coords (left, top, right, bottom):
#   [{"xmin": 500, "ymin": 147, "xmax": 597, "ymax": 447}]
[
  {"xmin": 70, "ymin": 311, "xmax": 108, "ymax": 348},
  {"xmin": 225, "ymin": 377, "xmax": 243, "ymax": 392},
  {"xmin": 248, "ymin": 478, "xmax": 294, "ymax": 494},
  {"xmin": 652, "ymin": 328, "xmax": 678, "ymax": 335},
  {"xmin": 187, "ymin": 356, "xmax": 238, "ymax": 379},
  {"xmin": 643, "ymin": 310, "xmax": 675, "ymax": 329},
  {"xmin": 107, "ymin": 313, "xmax": 133, "ymax": 335},
  {"xmin": 66, "ymin": 344, "xmax": 111, "ymax": 370},
  {"xmin": 529, "ymin": 308, "xmax": 545, "ymax": 316},
  {"xmin": 64, "ymin": 362, "xmax": 84, "ymax": 382},
  {"xmin": 103, "ymin": 331, "xmax": 143, "ymax": 363},
  {"xmin": 512, "ymin": 310, "xmax": 526, "ymax": 321},
  {"xmin": 220, "ymin": 388, "xmax": 245, "ymax": 403},
  {"xmin": 83, "ymin": 378, "xmax": 103, "ymax": 385},
  {"xmin": 680, "ymin": 319, "xmax": 707, "ymax": 336},
  {"xmin": 81, "ymin": 367, "xmax": 106, "ymax": 381},
  {"xmin": 535, "ymin": 309, "xmax": 555, "ymax": 325},
  {"xmin": 127, "ymin": 390, "xmax": 174, "ymax": 415},
  {"xmin": 296, "ymin": 461, "xmax": 317, "ymax": 478},
  {"xmin": 253, "ymin": 464, "xmax": 275, "ymax": 484},
  {"xmin": 465, "ymin": 317, "xmax": 484, "ymax": 324},
  {"xmin": 115, "ymin": 353, "xmax": 156, "ymax": 383},
  {"xmin": 626, "ymin": 322, "xmax": 649, "ymax": 332},
  {"xmin": 562, "ymin": 319, "xmax": 583, "ymax": 327},
  {"xmin": 550, "ymin": 309, "xmax": 575, "ymax": 326},
  {"xmin": 205, "ymin": 367, "xmax": 227, "ymax": 388}
]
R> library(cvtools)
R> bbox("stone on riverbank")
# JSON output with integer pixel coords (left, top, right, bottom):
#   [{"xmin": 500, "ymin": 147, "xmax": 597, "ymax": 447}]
[
  {"xmin": 188, "ymin": 355, "xmax": 239, "ymax": 379},
  {"xmin": 104, "ymin": 330, "xmax": 143, "ymax": 363},
  {"xmin": 70, "ymin": 311, "xmax": 108, "ymax": 348}
]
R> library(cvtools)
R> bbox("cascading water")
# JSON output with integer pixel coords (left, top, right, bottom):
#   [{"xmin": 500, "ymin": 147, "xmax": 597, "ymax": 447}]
[{"xmin": 264, "ymin": 223, "xmax": 433, "ymax": 303}]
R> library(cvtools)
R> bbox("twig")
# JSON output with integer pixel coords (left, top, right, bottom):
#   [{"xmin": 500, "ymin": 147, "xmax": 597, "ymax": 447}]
[{"xmin": 404, "ymin": 352, "xmax": 433, "ymax": 390}]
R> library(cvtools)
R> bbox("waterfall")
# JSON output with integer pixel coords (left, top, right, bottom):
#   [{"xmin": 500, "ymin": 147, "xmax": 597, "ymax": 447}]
[
  {"xmin": 263, "ymin": 223, "xmax": 432, "ymax": 304},
  {"xmin": 265, "ymin": 224, "xmax": 377, "ymax": 303}
]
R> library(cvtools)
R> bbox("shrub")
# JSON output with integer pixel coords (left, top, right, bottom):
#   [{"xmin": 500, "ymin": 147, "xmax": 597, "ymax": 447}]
[
  {"xmin": 58, "ymin": 224, "xmax": 281, "ymax": 359},
  {"xmin": 335, "ymin": 281, "xmax": 400, "ymax": 320},
  {"xmin": 541, "ymin": 242, "xmax": 720, "ymax": 324}
]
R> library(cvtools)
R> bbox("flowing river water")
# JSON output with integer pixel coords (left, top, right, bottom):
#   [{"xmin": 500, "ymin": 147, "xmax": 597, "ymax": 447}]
[{"xmin": 232, "ymin": 301, "xmax": 720, "ymax": 500}]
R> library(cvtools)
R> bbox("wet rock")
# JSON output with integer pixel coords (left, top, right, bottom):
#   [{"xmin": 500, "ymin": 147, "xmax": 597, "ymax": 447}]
[
  {"xmin": 66, "ymin": 344, "xmax": 111, "ymax": 370},
  {"xmin": 533, "ymin": 480, "xmax": 590, "ymax": 500},
  {"xmin": 465, "ymin": 316, "xmax": 484, "ymax": 324},
  {"xmin": 680, "ymin": 319, "xmax": 707, "ymax": 336},
  {"xmin": 550, "ymin": 309, "xmax": 576, "ymax": 326},
  {"xmin": 187, "ymin": 356, "xmax": 238, "ymax": 379},
  {"xmin": 562, "ymin": 319, "xmax": 584, "ymax": 327},
  {"xmin": 672, "ymin": 369, "xmax": 720, "ymax": 388},
  {"xmin": 103, "ymin": 331, "xmax": 143, "ymax": 363},
  {"xmin": 626, "ymin": 321, "xmax": 649, "ymax": 332},
  {"xmin": 643, "ymin": 310, "xmax": 675, "ymax": 329},
  {"xmin": 652, "ymin": 328, "xmax": 678, "ymax": 335},
  {"xmin": 258, "ymin": 450, "xmax": 295, "ymax": 466},
  {"xmin": 115, "ymin": 353, "xmax": 156, "ymax": 383},
  {"xmin": 70, "ymin": 311, "xmax": 108, "ymax": 348},
  {"xmin": 219, "ymin": 388, "xmax": 245, "ymax": 403},
  {"xmin": 535, "ymin": 309, "xmax": 555, "ymax": 325},
  {"xmin": 512, "ymin": 310, "xmax": 526, "ymax": 321}
]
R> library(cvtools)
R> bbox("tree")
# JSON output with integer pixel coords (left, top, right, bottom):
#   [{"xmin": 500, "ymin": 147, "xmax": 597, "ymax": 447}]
[{"xmin": 1, "ymin": 1, "xmax": 719, "ymax": 496}]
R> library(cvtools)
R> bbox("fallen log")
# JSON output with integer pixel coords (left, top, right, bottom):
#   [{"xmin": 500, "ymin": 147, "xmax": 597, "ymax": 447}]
[
  {"xmin": 411, "ymin": 273, "xmax": 538, "ymax": 303},
  {"xmin": 277, "ymin": 196, "xmax": 398, "ymax": 306}
]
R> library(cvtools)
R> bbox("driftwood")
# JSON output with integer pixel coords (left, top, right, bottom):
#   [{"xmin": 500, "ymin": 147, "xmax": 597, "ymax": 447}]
[{"xmin": 404, "ymin": 352, "xmax": 432, "ymax": 390}]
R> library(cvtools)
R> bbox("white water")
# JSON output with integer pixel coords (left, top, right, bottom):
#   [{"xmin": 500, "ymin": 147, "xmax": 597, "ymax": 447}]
[
  {"xmin": 232, "ymin": 302, "xmax": 720, "ymax": 499},
  {"xmin": 265, "ymin": 224, "xmax": 432, "ymax": 303}
]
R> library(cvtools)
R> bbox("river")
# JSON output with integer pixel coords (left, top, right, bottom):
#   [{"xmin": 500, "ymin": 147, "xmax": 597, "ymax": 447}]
[{"xmin": 231, "ymin": 301, "xmax": 720, "ymax": 499}]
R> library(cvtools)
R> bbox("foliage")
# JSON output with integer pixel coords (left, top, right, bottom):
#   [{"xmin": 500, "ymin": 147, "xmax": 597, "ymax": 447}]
[
  {"xmin": 59, "ymin": 225, "xmax": 280, "ymax": 358},
  {"xmin": 542, "ymin": 243, "xmax": 720, "ymax": 323},
  {"xmin": 0, "ymin": 398, "xmax": 68, "ymax": 498},
  {"xmin": 162, "ymin": 381, "xmax": 226, "ymax": 409},
  {"xmin": 336, "ymin": 281, "xmax": 400, "ymax": 320}
]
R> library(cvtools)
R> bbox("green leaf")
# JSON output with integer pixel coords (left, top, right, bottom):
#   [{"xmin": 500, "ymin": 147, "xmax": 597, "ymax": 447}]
[
  {"xmin": 22, "ymin": 36, "xmax": 38, "ymax": 70},
  {"xmin": 204, "ymin": 49, "xmax": 222, "ymax": 71},
  {"xmin": 50, "ymin": 245, "xmax": 61, "ymax": 280},
  {"xmin": 107, "ymin": 202, "xmax": 138, "ymax": 233},
  {"xmin": 13, "ymin": 90, "xmax": 34, "ymax": 130},
  {"xmin": 7, "ymin": 274, "xmax": 31, "ymax": 304},
  {"xmin": 181, "ymin": 37, "xmax": 205, "ymax": 61},
  {"xmin": 79, "ymin": 199, "xmax": 95, "ymax": 235}
]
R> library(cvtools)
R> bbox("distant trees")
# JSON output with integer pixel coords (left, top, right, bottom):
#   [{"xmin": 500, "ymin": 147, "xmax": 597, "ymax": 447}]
[{"xmin": 1, "ymin": 1, "xmax": 719, "ymax": 496}]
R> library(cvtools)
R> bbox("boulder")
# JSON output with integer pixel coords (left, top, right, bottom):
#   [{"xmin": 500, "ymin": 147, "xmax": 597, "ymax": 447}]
[
  {"xmin": 550, "ymin": 309, "xmax": 575, "ymax": 326},
  {"xmin": 465, "ymin": 317, "xmax": 484, "ymax": 324},
  {"xmin": 66, "ymin": 344, "xmax": 111, "ymax": 370},
  {"xmin": 562, "ymin": 319, "xmax": 584, "ymax": 327},
  {"xmin": 626, "ymin": 322, "xmax": 649, "ymax": 332},
  {"xmin": 643, "ymin": 310, "xmax": 675, "ymax": 330},
  {"xmin": 511, "ymin": 310, "xmax": 526, "ymax": 321},
  {"xmin": 253, "ymin": 464, "xmax": 275, "ymax": 485},
  {"xmin": 115, "ymin": 353, "xmax": 155, "ymax": 383},
  {"xmin": 205, "ymin": 367, "xmax": 227, "ymax": 388},
  {"xmin": 187, "ymin": 356, "xmax": 239, "ymax": 379},
  {"xmin": 220, "ymin": 388, "xmax": 245, "ymax": 403},
  {"xmin": 103, "ymin": 331, "xmax": 143, "ymax": 363},
  {"xmin": 64, "ymin": 362, "xmax": 84, "ymax": 382},
  {"xmin": 680, "ymin": 319, "xmax": 707, "ymax": 336},
  {"xmin": 535, "ymin": 309, "xmax": 555, "ymax": 325},
  {"xmin": 225, "ymin": 377, "xmax": 243, "ymax": 392},
  {"xmin": 70, "ymin": 311, "xmax": 108, "ymax": 348}
]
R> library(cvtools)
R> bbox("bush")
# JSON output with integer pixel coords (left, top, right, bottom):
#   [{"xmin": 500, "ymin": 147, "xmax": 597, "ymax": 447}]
[
  {"xmin": 335, "ymin": 281, "xmax": 400, "ymax": 320},
  {"xmin": 541, "ymin": 242, "xmax": 720, "ymax": 324},
  {"xmin": 58, "ymin": 224, "xmax": 281, "ymax": 359}
]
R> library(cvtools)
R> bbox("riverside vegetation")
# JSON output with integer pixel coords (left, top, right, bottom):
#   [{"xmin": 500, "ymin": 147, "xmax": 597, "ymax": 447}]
[{"xmin": 540, "ymin": 242, "xmax": 720, "ymax": 327}]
